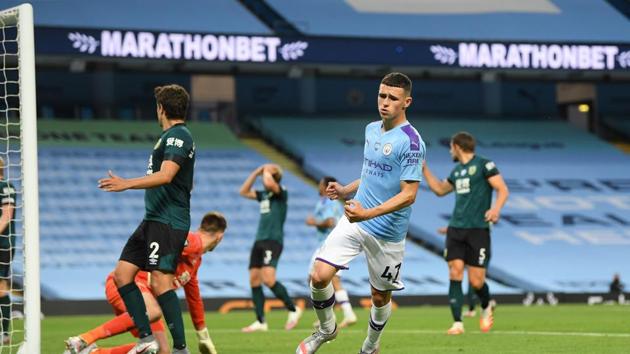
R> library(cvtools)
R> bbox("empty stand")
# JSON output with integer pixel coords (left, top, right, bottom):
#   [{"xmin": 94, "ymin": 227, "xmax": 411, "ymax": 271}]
[{"xmin": 267, "ymin": 0, "xmax": 630, "ymax": 42}]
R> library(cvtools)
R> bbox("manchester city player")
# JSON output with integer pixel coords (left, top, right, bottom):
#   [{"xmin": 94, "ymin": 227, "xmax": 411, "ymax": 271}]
[{"xmin": 296, "ymin": 72, "xmax": 425, "ymax": 354}]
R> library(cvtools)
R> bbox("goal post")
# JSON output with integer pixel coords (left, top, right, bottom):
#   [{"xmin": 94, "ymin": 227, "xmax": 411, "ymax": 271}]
[{"xmin": 0, "ymin": 3, "xmax": 39, "ymax": 353}]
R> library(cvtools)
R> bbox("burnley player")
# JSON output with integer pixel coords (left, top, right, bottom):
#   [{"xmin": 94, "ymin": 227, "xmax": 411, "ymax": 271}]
[{"xmin": 423, "ymin": 132, "xmax": 509, "ymax": 335}]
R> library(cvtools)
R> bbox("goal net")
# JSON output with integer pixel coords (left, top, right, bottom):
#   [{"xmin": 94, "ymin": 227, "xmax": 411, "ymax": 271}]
[{"xmin": 0, "ymin": 4, "xmax": 39, "ymax": 354}]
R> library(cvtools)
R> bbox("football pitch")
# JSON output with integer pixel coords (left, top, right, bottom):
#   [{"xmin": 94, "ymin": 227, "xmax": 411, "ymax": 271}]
[{"xmin": 38, "ymin": 304, "xmax": 629, "ymax": 353}]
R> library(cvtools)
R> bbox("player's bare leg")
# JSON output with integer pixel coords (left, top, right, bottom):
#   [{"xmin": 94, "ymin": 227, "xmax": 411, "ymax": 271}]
[
  {"xmin": 447, "ymin": 260, "xmax": 465, "ymax": 335},
  {"xmin": 296, "ymin": 261, "xmax": 339, "ymax": 354},
  {"xmin": 0, "ymin": 280, "xmax": 11, "ymax": 345},
  {"xmin": 469, "ymin": 266, "xmax": 493, "ymax": 332}
]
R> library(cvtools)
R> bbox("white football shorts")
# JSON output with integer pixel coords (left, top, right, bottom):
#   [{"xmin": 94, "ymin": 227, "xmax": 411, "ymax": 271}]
[{"xmin": 314, "ymin": 215, "xmax": 405, "ymax": 292}]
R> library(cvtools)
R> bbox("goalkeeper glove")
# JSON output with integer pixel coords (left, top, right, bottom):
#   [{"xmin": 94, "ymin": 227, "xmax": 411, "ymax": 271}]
[{"xmin": 196, "ymin": 327, "xmax": 217, "ymax": 354}]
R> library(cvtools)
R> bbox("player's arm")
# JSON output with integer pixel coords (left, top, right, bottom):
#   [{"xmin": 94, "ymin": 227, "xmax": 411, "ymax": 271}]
[
  {"xmin": 99, "ymin": 161, "xmax": 180, "ymax": 192},
  {"xmin": 306, "ymin": 216, "xmax": 336, "ymax": 228},
  {"xmin": 485, "ymin": 173, "xmax": 509, "ymax": 223},
  {"xmin": 239, "ymin": 165, "xmax": 264, "ymax": 199},
  {"xmin": 0, "ymin": 203, "xmax": 14, "ymax": 236},
  {"xmin": 261, "ymin": 166, "xmax": 281, "ymax": 194},
  {"xmin": 422, "ymin": 163, "xmax": 453, "ymax": 196},
  {"xmin": 326, "ymin": 179, "xmax": 360, "ymax": 200},
  {"xmin": 345, "ymin": 180, "xmax": 419, "ymax": 222}
]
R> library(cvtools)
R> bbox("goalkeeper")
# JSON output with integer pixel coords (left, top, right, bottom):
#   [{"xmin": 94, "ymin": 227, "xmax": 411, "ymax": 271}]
[{"xmin": 64, "ymin": 212, "xmax": 227, "ymax": 354}]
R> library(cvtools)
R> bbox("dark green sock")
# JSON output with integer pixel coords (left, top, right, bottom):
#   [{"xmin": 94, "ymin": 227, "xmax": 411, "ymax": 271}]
[
  {"xmin": 0, "ymin": 295, "xmax": 10, "ymax": 334},
  {"xmin": 157, "ymin": 290, "xmax": 186, "ymax": 350},
  {"xmin": 475, "ymin": 282, "xmax": 491, "ymax": 309},
  {"xmin": 466, "ymin": 283, "xmax": 477, "ymax": 311},
  {"xmin": 118, "ymin": 283, "xmax": 152, "ymax": 338},
  {"xmin": 252, "ymin": 286, "xmax": 266, "ymax": 323},
  {"xmin": 270, "ymin": 282, "xmax": 296, "ymax": 312},
  {"xmin": 449, "ymin": 280, "xmax": 464, "ymax": 322}
]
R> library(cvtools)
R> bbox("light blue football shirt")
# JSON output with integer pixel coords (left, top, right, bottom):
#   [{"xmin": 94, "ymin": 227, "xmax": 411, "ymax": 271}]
[
  {"xmin": 355, "ymin": 120, "xmax": 425, "ymax": 242},
  {"xmin": 313, "ymin": 197, "xmax": 344, "ymax": 242}
]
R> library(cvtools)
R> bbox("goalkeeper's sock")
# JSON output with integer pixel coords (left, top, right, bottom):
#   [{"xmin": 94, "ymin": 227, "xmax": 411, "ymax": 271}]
[
  {"xmin": 0, "ymin": 295, "xmax": 10, "ymax": 334},
  {"xmin": 269, "ymin": 282, "xmax": 296, "ymax": 312},
  {"xmin": 92, "ymin": 343, "xmax": 135, "ymax": 354},
  {"xmin": 475, "ymin": 282, "xmax": 491, "ymax": 310},
  {"xmin": 81, "ymin": 312, "xmax": 135, "ymax": 344},
  {"xmin": 157, "ymin": 290, "xmax": 187, "ymax": 350},
  {"xmin": 449, "ymin": 280, "xmax": 464, "ymax": 322},
  {"xmin": 252, "ymin": 286, "xmax": 266, "ymax": 323},
  {"xmin": 117, "ymin": 282, "xmax": 152, "ymax": 338}
]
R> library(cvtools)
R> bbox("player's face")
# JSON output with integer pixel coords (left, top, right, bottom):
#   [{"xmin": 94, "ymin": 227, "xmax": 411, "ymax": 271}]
[
  {"xmin": 450, "ymin": 142, "xmax": 460, "ymax": 162},
  {"xmin": 318, "ymin": 180, "xmax": 327, "ymax": 195},
  {"xmin": 156, "ymin": 104, "xmax": 165, "ymax": 127},
  {"xmin": 378, "ymin": 84, "xmax": 411, "ymax": 121}
]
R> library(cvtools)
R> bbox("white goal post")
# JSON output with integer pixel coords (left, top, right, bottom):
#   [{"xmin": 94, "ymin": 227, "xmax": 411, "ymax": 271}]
[{"xmin": 0, "ymin": 3, "xmax": 39, "ymax": 354}]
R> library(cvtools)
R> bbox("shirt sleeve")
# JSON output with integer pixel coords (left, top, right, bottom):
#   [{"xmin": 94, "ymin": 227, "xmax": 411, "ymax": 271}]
[
  {"xmin": 447, "ymin": 170, "xmax": 455, "ymax": 185},
  {"xmin": 184, "ymin": 273, "xmax": 206, "ymax": 329},
  {"xmin": 163, "ymin": 129, "xmax": 194, "ymax": 166},
  {"xmin": 398, "ymin": 138, "xmax": 424, "ymax": 182},
  {"xmin": 483, "ymin": 159, "xmax": 500, "ymax": 178},
  {"xmin": 255, "ymin": 190, "xmax": 264, "ymax": 202},
  {"xmin": 1, "ymin": 184, "xmax": 15, "ymax": 205}
]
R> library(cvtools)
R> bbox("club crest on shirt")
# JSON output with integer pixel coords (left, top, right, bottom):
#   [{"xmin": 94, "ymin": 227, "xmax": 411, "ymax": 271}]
[
  {"xmin": 468, "ymin": 166, "xmax": 477, "ymax": 175},
  {"xmin": 154, "ymin": 138, "xmax": 162, "ymax": 150},
  {"xmin": 383, "ymin": 143, "xmax": 393, "ymax": 156}
]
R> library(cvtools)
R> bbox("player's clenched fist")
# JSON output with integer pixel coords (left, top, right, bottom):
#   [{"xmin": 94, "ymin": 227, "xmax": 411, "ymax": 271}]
[
  {"xmin": 344, "ymin": 200, "xmax": 371, "ymax": 222},
  {"xmin": 326, "ymin": 181, "xmax": 344, "ymax": 200}
]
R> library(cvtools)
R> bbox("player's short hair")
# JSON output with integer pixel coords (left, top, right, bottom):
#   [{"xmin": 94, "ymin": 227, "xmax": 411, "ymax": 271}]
[
  {"xmin": 381, "ymin": 72, "xmax": 412, "ymax": 95},
  {"xmin": 451, "ymin": 131, "xmax": 476, "ymax": 152},
  {"xmin": 0, "ymin": 157, "xmax": 4, "ymax": 169},
  {"xmin": 154, "ymin": 84, "xmax": 190, "ymax": 120},
  {"xmin": 199, "ymin": 211, "xmax": 227, "ymax": 233},
  {"xmin": 320, "ymin": 176, "xmax": 336, "ymax": 186}
]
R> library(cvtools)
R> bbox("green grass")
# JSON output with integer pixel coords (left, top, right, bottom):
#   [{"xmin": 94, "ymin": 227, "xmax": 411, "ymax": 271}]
[{"xmin": 33, "ymin": 304, "xmax": 630, "ymax": 353}]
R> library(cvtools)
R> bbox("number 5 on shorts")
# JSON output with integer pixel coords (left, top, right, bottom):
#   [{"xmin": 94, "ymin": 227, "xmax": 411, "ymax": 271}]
[{"xmin": 380, "ymin": 263, "xmax": 401, "ymax": 283}]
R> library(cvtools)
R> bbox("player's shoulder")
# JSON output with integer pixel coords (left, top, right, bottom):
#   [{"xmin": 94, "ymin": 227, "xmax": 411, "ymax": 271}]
[
  {"xmin": 166, "ymin": 123, "xmax": 194, "ymax": 141},
  {"xmin": 395, "ymin": 123, "xmax": 424, "ymax": 151},
  {"xmin": 365, "ymin": 120, "xmax": 381, "ymax": 132},
  {"xmin": 475, "ymin": 154, "xmax": 494, "ymax": 165}
]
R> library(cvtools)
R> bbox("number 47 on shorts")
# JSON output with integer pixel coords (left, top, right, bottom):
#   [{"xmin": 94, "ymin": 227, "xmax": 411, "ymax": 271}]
[{"xmin": 380, "ymin": 263, "xmax": 401, "ymax": 283}]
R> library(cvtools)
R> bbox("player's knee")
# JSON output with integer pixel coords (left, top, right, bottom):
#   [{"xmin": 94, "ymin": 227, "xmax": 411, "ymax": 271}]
[
  {"xmin": 470, "ymin": 276, "xmax": 485, "ymax": 289},
  {"xmin": 448, "ymin": 263, "xmax": 464, "ymax": 280},
  {"xmin": 262, "ymin": 275, "xmax": 276, "ymax": 288},
  {"xmin": 112, "ymin": 269, "xmax": 132, "ymax": 288},
  {"xmin": 310, "ymin": 269, "xmax": 331, "ymax": 288},
  {"xmin": 370, "ymin": 289, "xmax": 391, "ymax": 307}
]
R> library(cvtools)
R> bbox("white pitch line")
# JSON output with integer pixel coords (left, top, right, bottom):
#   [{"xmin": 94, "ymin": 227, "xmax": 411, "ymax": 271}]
[{"xmin": 191, "ymin": 329, "xmax": 630, "ymax": 338}]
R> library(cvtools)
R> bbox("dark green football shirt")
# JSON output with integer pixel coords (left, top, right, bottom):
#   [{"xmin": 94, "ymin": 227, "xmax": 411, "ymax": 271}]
[
  {"xmin": 255, "ymin": 187, "xmax": 288, "ymax": 243},
  {"xmin": 0, "ymin": 180, "xmax": 16, "ymax": 248},
  {"xmin": 144, "ymin": 123, "xmax": 195, "ymax": 231},
  {"xmin": 447, "ymin": 155, "xmax": 499, "ymax": 229}
]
